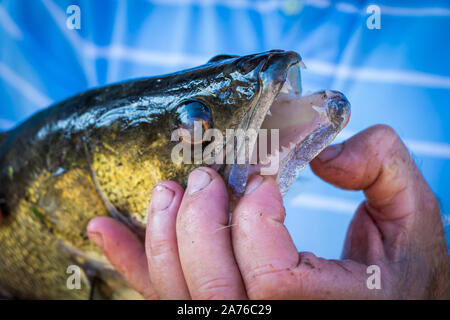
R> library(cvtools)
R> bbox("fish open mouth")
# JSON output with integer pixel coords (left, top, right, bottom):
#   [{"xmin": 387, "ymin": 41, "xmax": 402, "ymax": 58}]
[{"xmin": 227, "ymin": 56, "xmax": 351, "ymax": 198}]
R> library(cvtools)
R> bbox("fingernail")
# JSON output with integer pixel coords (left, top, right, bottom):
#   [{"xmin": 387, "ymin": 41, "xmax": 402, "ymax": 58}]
[
  {"xmin": 317, "ymin": 143, "xmax": 343, "ymax": 162},
  {"xmin": 88, "ymin": 232, "xmax": 104, "ymax": 250},
  {"xmin": 188, "ymin": 169, "xmax": 212, "ymax": 194},
  {"xmin": 245, "ymin": 175, "xmax": 263, "ymax": 194},
  {"xmin": 151, "ymin": 184, "xmax": 175, "ymax": 212}
]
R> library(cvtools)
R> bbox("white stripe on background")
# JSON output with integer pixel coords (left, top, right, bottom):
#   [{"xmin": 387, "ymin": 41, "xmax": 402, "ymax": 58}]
[
  {"xmin": 2, "ymin": 1, "xmax": 450, "ymax": 158},
  {"xmin": 290, "ymin": 193, "xmax": 360, "ymax": 214},
  {"xmin": 337, "ymin": 130, "xmax": 450, "ymax": 159},
  {"xmin": 83, "ymin": 44, "xmax": 206, "ymax": 67},
  {"xmin": 0, "ymin": 63, "xmax": 53, "ymax": 108},
  {"xmin": 306, "ymin": 60, "xmax": 450, "ymax": 89},
  {"xmin": 21, "ymin": 0, "xmax": 450, "ymax": 90},
  {"xmin": 377, "ymin": 4, "xmax": 450, "ymax": 17},
  {"xmin": 2, "ymin": 45, "xmax": 450, "ymax": 159},
  {"xmin": 0, "ymin": 4, "xmax": 23, "ymax": 39},
  {"xmin": 41, "ymin": 0, "xmax": 98, "ymax": 87},
  {"xmin": 0, "ymin": 118, "xmax": 15, "ymax": 130},
  {"xmin": 406, "ymin": 140, "xmax": 450, "ymax": 159},
  {"xmin": 148, "ymin": 0, "xmax": 450, "ymax": 17},
  {"xmin": 443, "ymin": 215, "xmax": 450, "ymax": 227}
]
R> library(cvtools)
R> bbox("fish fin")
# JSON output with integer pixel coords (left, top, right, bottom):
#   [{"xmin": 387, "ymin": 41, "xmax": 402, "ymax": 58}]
[{"xmin": 208, "ymin": 54, "xmax": 239, "ymax": 63}]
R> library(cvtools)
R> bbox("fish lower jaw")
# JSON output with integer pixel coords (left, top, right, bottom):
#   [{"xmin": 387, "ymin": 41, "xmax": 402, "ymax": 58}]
[{"xmin": 246, "ymin": 89, "xmax": 350, "ymax": 193}]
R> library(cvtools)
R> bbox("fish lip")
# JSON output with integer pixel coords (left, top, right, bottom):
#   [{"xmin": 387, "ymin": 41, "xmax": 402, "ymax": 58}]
[
  {"xmin": 323, "ymin": 90, "xmax": 351, "ymax": 130},
  {"xmin": 225, "ymin": 51, "xmax": 303, "ymax": 197}
]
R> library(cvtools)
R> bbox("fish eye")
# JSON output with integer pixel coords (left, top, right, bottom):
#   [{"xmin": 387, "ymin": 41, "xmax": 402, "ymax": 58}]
[{"xmin": 173, "ymin": 100, "xmax": 213, "ymax": 144}]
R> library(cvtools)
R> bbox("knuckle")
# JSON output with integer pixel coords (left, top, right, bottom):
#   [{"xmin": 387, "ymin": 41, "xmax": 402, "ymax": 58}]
[
  {"xmin": 194, "ymin": 277, "xmax": 235, "ymax": 299},
  {"xmin": 298, "ymin": 251, "xmax": 317, "ymax": 264},
  {"xmin": 247, "ymin": 282, "xmax": 280, "ymax": 300},
  {"xmin": 371, "ymin": 124, "xmax": 397, "ymax": 138},
  {"xmin": 148, "ymin": 237, "xmax": 173, "ymax": 259},
  {"xmin": 365, "ymin": 125, "xmax": 411, "ymax": 174},
  {"xmin": 142, "ymin": 289, "xmax": 159, "ymax": 300},
  {"xmin": 244, "ymin": 265, "xmax": 293, "ymax": 299},
  {"xmin": 244, "ymin": 255, "xmax": 320, "ymax": 299},
  {"xmin": 368, "ymin": 124, "xmax": 400, "ymax": 147}
]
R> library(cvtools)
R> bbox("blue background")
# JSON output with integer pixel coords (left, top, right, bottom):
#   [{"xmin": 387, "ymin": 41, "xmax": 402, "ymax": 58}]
[{"xmin": 1, "ymin": 0, "xmax": 449, "ymax": 258}]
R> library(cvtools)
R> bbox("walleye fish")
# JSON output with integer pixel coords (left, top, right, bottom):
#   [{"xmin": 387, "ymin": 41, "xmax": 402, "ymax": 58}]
[{"xmin": 0, "ymin": 50, "xmax": 350, "ymax": 299}]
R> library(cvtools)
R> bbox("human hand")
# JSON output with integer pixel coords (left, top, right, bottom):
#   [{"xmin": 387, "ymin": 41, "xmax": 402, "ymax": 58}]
[{"xmin": 87, "ymin": 125, "xmax": 450, "ymax": 299}]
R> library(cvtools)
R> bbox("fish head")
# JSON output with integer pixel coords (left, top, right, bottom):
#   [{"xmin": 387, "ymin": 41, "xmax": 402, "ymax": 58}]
[{"xmin": 167, "ymin": 50, "xmax": 350, "ymax": 199}]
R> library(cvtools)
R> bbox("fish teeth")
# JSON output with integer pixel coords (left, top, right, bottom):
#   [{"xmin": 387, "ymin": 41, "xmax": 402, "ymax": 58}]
[
  {"xmin": 325, "ymin": 90, "xmax": 333, "ymax": 98},
  {"xmin": 280, "ymin": 79, "xmax": 293, "ymax": 94},
  {"xmin": 280, "ymin": 146, "xmax": 290, "ymax": 154},
  {"xmin": 299, "ymin": 61, "xmax": 307, "ymax": 69},
  {"xmin": 312, "ymin": 104, "xmax": 327, "ymax": 117}
]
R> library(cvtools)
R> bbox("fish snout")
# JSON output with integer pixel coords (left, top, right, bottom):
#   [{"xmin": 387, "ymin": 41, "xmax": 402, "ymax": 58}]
[{"xmin": 323, "ymin": 90, "xmax": 351, "ymax": 130}]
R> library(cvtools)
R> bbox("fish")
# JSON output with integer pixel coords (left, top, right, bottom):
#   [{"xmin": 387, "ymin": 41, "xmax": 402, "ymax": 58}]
[{"xmin": 0, "ymin": 50, "xmax": 350, "ymax": 299}]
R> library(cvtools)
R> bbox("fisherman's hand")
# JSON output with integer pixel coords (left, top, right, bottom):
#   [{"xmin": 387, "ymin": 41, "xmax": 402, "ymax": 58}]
[{"xmin": 87, "ymin": 124, "xmax": 449, "ymax": 299}]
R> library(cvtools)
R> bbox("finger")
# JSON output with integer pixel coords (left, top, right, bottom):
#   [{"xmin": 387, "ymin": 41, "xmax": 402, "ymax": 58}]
[
  {"xmin": 87, "ymin": 217, "xmax": 157, "ymax": 299},
  {"xmin": 310, "ymin": 124, "xmax": 436, "ymax": 221},
  {"xmin": 232, "ymin": 175, "xmax": 298, "ymax": 298},
  {"xmin": 309, "ymin": 125, "xmax": 444, "ymax": 256},
  {"xmin": 233, "ymin": 176, "xmax": 374, "ymax": 299},
  {"xmin": 341, "ymin": 203, "xmax": 386, "ymax": 263},
  {"xmin": 146, "ymin": 181, "xmax": 190, "ymax": 299},
  {"xmin": 176, "ymin": 167, "xmax": 247, "ymax": 299}
]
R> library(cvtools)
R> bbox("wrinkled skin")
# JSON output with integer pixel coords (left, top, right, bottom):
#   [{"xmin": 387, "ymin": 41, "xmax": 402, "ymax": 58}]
[{"xmin": 87, "ymin": 125, "xmax": 450, "ymax": 299}]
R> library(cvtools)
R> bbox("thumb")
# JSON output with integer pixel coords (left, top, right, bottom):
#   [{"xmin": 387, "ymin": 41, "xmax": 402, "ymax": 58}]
[
  {"xmin": 310, "ymin": 125, "xmax": 436, "ymax": 220},
  {"xmin": 310, "ymin": 125, "xmax": 443, "ymax": 259},
  {"xmin": 232, "ymin": 175, "xmax": 376, "ymax": 299}
]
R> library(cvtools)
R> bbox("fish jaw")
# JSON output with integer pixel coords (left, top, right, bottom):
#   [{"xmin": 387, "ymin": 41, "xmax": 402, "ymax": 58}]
[
  {"xmin": 225, "ymin": 51, "xmax": 302, "ymax": 196},
  {"xmin": 226, "ymin": 52, "xmax": 351, "ymax": 199}
]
